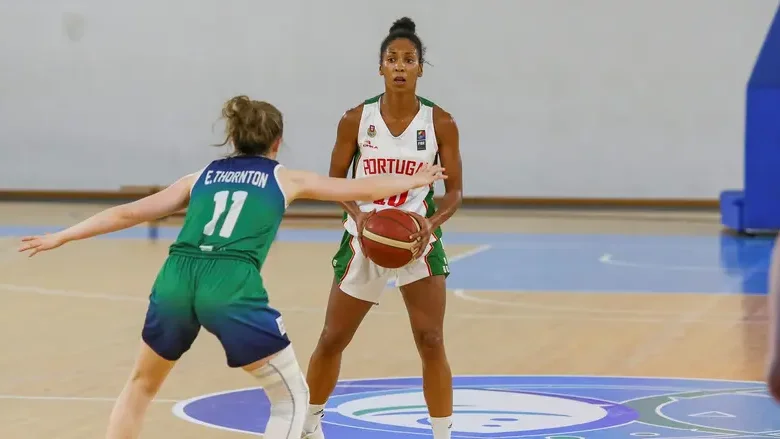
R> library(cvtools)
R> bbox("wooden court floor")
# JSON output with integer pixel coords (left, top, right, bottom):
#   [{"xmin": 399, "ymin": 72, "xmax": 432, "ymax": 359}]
[{"xmin": 0, "ymin": 202, "xmax": 770, "ymax": 438}]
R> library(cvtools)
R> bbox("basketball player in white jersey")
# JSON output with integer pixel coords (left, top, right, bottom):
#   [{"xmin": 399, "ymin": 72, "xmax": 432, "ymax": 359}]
[{"xmin": 302, "ymin": 17, "xmax": 463, "ymax": 439}]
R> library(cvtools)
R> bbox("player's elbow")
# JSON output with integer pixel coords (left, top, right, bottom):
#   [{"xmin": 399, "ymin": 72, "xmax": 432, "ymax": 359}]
[
  {"xmin": 115, "ymin": 204, "xmax": 142, "ymax": 222},
  {"xmin": 117, "ymin": 197, "xmax": 169, "ymax": 223},
  {"xmin": 329, "ymin": 165, "xmax": 350, "ymax": 179},
  {"xmin": 446, "ymin": 189, "xmax": 463, "ymax": 206}
]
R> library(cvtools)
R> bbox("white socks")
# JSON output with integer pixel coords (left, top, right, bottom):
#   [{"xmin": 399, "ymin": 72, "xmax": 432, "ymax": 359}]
[
  {"xmin": 430, "ymin": 416, "xmax": 453, "ymax": 439},
  {"xmin": 302, "ymin": 402, "xmax": 451, "ymax": 439},
  {"xmin": 302, "ymin": 403, "xmax": 325, "ymax": 438}
]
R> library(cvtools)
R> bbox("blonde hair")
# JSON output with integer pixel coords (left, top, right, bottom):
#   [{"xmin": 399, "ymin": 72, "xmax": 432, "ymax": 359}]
[{"xmin": 215, "ymin": 95, "xmax": 283, "ymax": 156}]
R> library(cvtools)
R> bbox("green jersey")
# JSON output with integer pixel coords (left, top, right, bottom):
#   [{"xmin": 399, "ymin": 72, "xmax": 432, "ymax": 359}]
[{"xmin": 169, "ymin": 156, "xmax": 287, "ymax": 269}]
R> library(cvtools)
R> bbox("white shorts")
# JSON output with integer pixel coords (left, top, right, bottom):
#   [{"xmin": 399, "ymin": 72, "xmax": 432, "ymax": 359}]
[{"xmin": 332, "ymin": 232, "xmax": 449, "ymax": 304}]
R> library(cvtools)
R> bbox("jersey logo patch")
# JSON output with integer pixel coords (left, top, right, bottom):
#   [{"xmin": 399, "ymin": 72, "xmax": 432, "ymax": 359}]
[
  {"xmin": 416, "ymin": 130, "xmax": 426, "ymax": 150},
  {"xmin": 367, "ymin": 125, "xmax": 377, "ymax": 138},
  {"xmin": 361, "ymin": 140, "xmax": 377, "ymax": 149},
  {"xmin": 275, "ymin": 316, "xmax": 287, "ymax": 336}
]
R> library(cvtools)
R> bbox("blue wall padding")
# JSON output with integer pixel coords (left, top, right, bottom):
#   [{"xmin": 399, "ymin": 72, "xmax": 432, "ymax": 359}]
[{"xmin": 721, "ymin": 1, "xmax": 780, "ymax": 231}]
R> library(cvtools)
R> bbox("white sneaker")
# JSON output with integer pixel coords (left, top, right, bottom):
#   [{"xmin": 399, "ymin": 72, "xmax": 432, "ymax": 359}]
[{"xmin": 301, "ymin": 423, "xmax": 325, "ymax": 439}]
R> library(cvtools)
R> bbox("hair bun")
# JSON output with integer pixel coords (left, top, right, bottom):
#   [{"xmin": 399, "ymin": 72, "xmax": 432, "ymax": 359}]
[
  {"xmin": 389, "ymin": 17, "xmax": 416, "ymax": 34},
  {"xmin": 224, "ymin": 95, "xmax": 251, "ymax": 119}
]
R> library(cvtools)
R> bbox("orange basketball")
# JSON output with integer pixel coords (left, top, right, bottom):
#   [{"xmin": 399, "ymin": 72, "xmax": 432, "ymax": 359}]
[{"xmin": 360, "ymin": 209, "xmax": 421, "ymax": 269}]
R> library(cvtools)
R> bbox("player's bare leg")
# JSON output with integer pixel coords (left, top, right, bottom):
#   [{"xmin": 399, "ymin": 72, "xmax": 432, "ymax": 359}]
[
  {"xmin": 400, "ymin": 274, "xmax": 453, "ymax": 439},
  {"xmin": 106, "ymin": 342, "xmax": 175, "ymax": 439},
  {"xmin": 303, "ymin": 279, "xmax": 373, "ymax": 437},
  {"xmin": 767, "ymin": 237, "xmax": 780, "ymax": 400}
]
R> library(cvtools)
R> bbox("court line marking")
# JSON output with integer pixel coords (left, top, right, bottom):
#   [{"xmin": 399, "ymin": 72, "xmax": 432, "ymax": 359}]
[
  {"xmin": 455, "ymin": 245, "xmax": 770, "ymax": 316},
  {"xmin": 4, "ymin": 224, "xmax": 771, "ymax": 248},
  {"xmin": 170, "ymin": 374, "xmax": 770, "ymax": 437},
  {"xmin": 0, "ymin": 283, "xmax": 764, "ymax": 324},
  {"xmin": 0, "ymin": 284, "xmax": 146, "ymax": 303},
  {"xmin": 619, "ymin": 290, "xmax": 726, "ymax": 370},
  {"xmin": 0, "ymin": 246, "xmax": 494, "ymax": 308},
  {"xmin": 620, "ymin": 260, "xmax": 770, "ymax": 370},
  {"xmin": 451, "ymin": 289, "xmax": 766, "ymax": 320},
  {"xmin": 386, "ymin": 244, "xmax": 492, "ymax": 288},
  {"xmin": 0, "ymin": 394, "xmax": 178, "ymax": 403},
  {"xmin": 447, "ymin": 244, "xmax": 492, "ymax": 263},
  {"xmin": 0, "ymin": 236, "xmax": 764, "ymax": 324},
  {"xmin": 599, "ymin": 253, "xmax": 726, "ymax": 272},
  {"xmin": 3, "ymin": 229, "xmax": 771, "ymax": 289},
  {"xmin": 449, "ymin": 286, "xmax": 766, "ymax": 296},
  {"xmin": 0, "ymin": 374, "xmax": 767, "ymax": 406}
]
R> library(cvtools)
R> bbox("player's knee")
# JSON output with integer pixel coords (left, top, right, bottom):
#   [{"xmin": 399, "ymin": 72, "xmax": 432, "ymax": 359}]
[
  {"xmin": 316, "ymin": 325, "xmax": 354, "ymax": 355},
  {"xmin": 250, "ymin": 346, "xmax": 309, "ymax": 421},
  {"xmin": 413, "ymin": 328, "xmax": 445, "ymax": 356},
  {"xmin": 254, "ymin": 350, "xmax": 309, "ymax": 439},
  {"xmin": 129, "ymin": 369, "xmax": 164, "ymax": 397}
]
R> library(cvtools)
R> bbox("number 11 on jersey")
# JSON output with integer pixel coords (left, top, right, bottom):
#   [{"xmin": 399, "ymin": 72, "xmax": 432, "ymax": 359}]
[
  {"xmin": 374, "ymin": 190, "xmax": 408, "ymax": 208},
  {"xmin": 203, "ymin": 190, "xmax": 248, "ymax": 238}
]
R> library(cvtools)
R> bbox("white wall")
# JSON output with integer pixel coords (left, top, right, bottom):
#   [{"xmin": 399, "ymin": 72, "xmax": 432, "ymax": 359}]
[{"xmin": 0, "ymin": 0, "xmax": 776, "ymax": 198}]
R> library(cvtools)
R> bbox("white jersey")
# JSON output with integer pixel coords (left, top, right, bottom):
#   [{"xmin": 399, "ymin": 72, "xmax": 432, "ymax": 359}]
[{"xmin": 343, "ymin": 94, "xmax": 440, "ymax": 236}]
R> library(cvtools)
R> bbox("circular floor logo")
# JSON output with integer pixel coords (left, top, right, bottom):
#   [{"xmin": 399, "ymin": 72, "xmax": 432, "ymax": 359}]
[{"xmin": 172, "ymin": 375, "xmax": 774, "ymax": 438}]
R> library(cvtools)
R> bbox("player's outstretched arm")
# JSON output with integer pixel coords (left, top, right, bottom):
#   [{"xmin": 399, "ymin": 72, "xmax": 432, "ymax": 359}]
[
  {"xmin": 278, "ymin": 164, "xmax": 446, "ymax": 204},
  {"xmin": 18, "ymin": 173, "xmax": 196, "ymax": 257}
]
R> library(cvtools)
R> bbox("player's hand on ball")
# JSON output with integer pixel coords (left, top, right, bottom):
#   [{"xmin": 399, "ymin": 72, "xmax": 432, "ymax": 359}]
[
  {"xmin": 355, "ymin": 209, "xmax": 377, "ymax": 252},
  {"xmin": 414, "ymin": 163, "xmax": 447, "ymax": 187},
  {"xmin": 407, "ymin": 212, "xmax": 433, "ymax": 259},
  {"xmin": 18, "ymin": 233, "xmax": 66, "ymax": 257}
]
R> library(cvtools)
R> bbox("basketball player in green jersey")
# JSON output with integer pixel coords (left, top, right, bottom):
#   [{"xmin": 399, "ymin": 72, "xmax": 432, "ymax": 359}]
[
  {"xmin": 303, "ymin": 17, "xmax": 463, "ymax": 439},
  {"xmin": 17, "ymin": 95, "xmax": 446, "ymax": 439}
]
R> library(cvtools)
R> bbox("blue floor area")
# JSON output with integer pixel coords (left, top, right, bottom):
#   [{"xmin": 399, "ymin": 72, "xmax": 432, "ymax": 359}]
[
  {"xmin": 1, "ymin": 225, "xmax": 774, "ymax": 295},
  {"xmin": 175, "ymin": 375, "xmax": 778, "ymax": 439}
]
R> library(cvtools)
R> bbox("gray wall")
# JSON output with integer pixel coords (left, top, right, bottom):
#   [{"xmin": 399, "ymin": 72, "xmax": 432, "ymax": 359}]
[{"xmin": 0, "ymin": 0, "xmax": 776, "ymax": 197}]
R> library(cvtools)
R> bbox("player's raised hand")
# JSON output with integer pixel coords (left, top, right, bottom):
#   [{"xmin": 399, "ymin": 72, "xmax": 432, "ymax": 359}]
[
  {"xmin": 413, "ymin": 163, "xmax": 447, "ymax": 187},
  {"xmin": 18, "ymin": 233, "xmax": 66, "ymax": 257}
]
